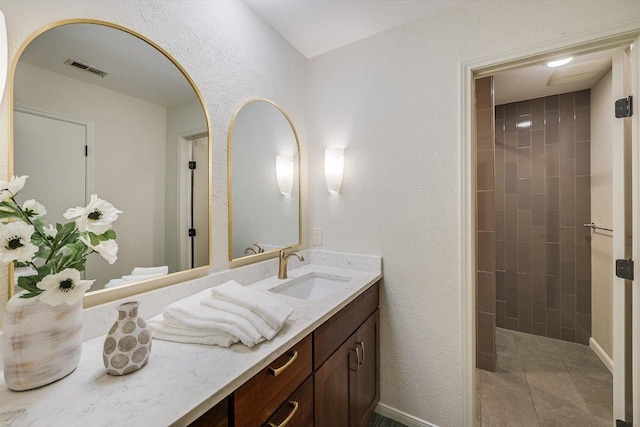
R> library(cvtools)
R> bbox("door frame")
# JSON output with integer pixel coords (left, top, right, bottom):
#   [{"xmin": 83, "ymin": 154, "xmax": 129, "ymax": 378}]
[
  {"xmin": 177, "ymin": 128, "xmax": 208, "ymax": 271},
  {"xmin": 460, "ymin": 22, "xmax": 640, "ymax": 426}
]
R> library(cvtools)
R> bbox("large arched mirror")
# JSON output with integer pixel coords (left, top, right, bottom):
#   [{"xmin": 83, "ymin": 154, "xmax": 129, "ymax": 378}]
[
  {"xmin": 228, "ymin": 99, "xmax": 301, "ymax": 262},
  {"xmin": 8, "ymin": 21, "xmax": 211, "ymax": 302}
]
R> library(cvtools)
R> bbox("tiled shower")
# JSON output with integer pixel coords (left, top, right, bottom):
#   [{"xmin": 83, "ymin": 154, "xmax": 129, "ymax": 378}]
[{"xmin": 494, "ymin": 90, "xmax": 592, "ymax": 345}]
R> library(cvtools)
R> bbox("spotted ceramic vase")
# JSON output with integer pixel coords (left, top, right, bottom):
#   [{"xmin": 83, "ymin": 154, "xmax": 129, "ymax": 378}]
[
  {"xmin": 103, "ymin": 301, "xmax": 151, "ymax": 375},
  {"xmin": 3, "ymin": 292, "xmax": 83, "ymax": 391}
]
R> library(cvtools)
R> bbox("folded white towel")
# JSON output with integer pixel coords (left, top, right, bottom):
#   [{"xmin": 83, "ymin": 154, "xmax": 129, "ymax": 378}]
[
  {"xmin": 200, "ymin": 297, "xmax": 278, "ymax": 340},
  {"xmin": 131, "ymin": 266, "xmax": 169, "ymax": 276},
  {"xmin": 210, "ymin": 281, "xmax": 293, "ymax": 330},
  {"xmin": 162, "ymin": 289, "xmax": 264, "ymax": 347},
  {"xmin": 148, "ymin": 315, "xmax": 237, "ymax": 347}
]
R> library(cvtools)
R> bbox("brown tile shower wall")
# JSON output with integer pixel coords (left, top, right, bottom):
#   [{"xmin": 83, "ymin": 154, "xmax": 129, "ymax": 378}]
[
  {"xmin": 494, "ymin": 90, "xmax": 592, "ymax": 344},
  {"xmin": 476, "ymin": 76, "xmax": 496, "ymax": 372}
]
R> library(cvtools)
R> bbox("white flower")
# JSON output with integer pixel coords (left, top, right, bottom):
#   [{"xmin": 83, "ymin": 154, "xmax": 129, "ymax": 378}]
[
  {"xmin": 43, "ymin": 224, "xmax": 57, "ymax": 238},
  {"xmin": 63, "ymin": 194, "xmax": 122, "ymax": 235},
  {"xmin": 22, "ymin": 199, "xmax": 47, "ymax": 219},
  {"xmin": 0, "ymin": 176, "xmax": 28, "ymax": 202},
  {"xmin": 79, "ymin": 235, "xmax": 118, "ymax": 265},
  {"xmin": 0, "ymin": 221, "xmax": 39, "ymax": 263},
  {"xmin": 36, "ymin": 268, "xmax": 94, "ymax": 306}
]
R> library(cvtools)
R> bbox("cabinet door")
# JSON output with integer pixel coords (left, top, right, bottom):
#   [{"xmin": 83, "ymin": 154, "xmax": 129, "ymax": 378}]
[
  {"xmin": 189, "ymin": 397, "xmax": 228, "ymax": 427},
  {"xmin": 314, "ymin": 334, "xmax": 357, "ymax": 427},
  {"xmin": 354, "ymin": 310, "xmax": 380, "ymax": 427}
]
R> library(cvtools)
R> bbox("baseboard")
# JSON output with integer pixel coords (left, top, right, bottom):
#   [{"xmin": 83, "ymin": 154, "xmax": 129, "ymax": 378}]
[
  {"xmin": 375, "ymin": 403, "xmax": 439, "ymax": 427},
  {"xmin": 589, "ymin": 337, "xmax": 613, "ymax": 374}
]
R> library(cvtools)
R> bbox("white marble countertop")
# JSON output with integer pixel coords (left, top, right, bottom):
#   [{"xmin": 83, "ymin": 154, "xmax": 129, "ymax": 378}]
[{"xmin": 0, "ymin": 254, "xmax": 381, "ymax": 427}]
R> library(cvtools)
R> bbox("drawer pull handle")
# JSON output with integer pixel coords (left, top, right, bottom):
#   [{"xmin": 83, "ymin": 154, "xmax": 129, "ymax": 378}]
[
  {"xmin": 351, "ymin": 347, "xmax": 360, "ymax": 371},
  {"xmin": 357, "ymin": 341, "xmax": 365, "ymax": 365},
  {"xmin": 268, "ymin": 401, "xmax": 299, "ymax": 427},
  {"xmin": 269, "ymin": 351, "xmax": 298, "ymax": 377}
]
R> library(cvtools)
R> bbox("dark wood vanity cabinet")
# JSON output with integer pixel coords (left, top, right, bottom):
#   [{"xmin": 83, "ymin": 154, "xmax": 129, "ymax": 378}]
[
  {"xmin": 189, "ymin": 281, "xmax": 379, "ymax": 427},
  {"xmin": 315, "ymin": 310, "xmax": 380, "ymax": 427}
]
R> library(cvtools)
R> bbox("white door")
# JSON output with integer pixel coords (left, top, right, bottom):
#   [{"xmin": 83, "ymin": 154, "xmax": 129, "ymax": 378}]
[
  {"xmin": 13, "ymin": 110, "xmax": 86, "ymax": 225},
  {"xmin": 631, "ymin": 34, "xmax": 640, "ymax": 427},
  {"xmin": 612, "ymin": 46, "xmax": 634, "ymax": 423}
]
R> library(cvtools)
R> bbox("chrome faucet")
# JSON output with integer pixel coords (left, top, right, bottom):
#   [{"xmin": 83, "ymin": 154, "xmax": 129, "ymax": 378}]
[{"xmin": 278, "ymin": 248, "xmax": 304, "ymax": 279}]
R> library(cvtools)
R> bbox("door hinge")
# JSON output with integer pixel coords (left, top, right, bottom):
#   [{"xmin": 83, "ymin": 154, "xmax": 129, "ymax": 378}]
[
  {"xmin": 188, "ymin": 161, "xmax": 197, "ymax": 170},
  {"xmin": 85, "ymin": 145, "xmax": 88, "ymax": 157},
  {"xmin": 615, "ymin": 96, "xmax": 633, "ymax": 118},
  {"xmin": 616, "ymin": 420, "xmax": 632, "ymax": 427},
  {"xmin": 188, "ymin": 228, "xmax": 196, "ymax": 237},
  {"xmin": 615, "ymin": 258, "xmax": 634, "ymax": 280}
]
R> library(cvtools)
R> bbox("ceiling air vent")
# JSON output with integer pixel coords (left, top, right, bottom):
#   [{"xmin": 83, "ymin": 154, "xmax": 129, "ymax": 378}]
[
  {"xmin": 547, "ymin": 58, "xmax": 610, "ymax": 86},
  {"xmin": 64, "ymin": 58, "xmax": 109, "ymax": 78}
]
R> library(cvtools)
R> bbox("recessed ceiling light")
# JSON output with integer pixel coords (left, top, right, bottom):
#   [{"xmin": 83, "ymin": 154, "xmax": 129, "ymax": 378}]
[{"xmin": 547, "ymin": 57, "xmax": 573, "ymax": 68}]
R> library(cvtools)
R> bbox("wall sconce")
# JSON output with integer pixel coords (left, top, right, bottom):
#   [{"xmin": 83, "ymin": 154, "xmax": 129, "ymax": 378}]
[
  {"xmin": 0, "ymin": 10, "xmax": 7, "ymax": 103},
  {"xmin": 276, "ymin": 155, "xmax": 294, "ymax": 196},
  {"xmin": 324, "ymin": 148, "xmax": 344, "ymax": 194}
]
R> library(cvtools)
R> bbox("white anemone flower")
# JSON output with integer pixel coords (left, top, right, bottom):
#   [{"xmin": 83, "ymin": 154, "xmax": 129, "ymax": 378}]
[
  {"xmin": 43, "ymin": 224, "xmax": 57, "ymax": 238},
  {"xmin": 63, "ymin": 194, "xmax": 122, "ymax": 235},
  {"xmin": 22, "ymin": 199, "xmax": 47, "ymax": 219},
  {"xmin": 79, "ymin": 235, "xmax": 118, "ymax": 265},
  {"xmin": 0, "ymin": 221, "xmax": 39, "ymax": 263},
  {"xmin": 0, "ymin": 175, "xmax": 28, "ymax": 202},
  {"xmin": 37, "ymin": 268, "xmax": 94, "ymax": 306}
]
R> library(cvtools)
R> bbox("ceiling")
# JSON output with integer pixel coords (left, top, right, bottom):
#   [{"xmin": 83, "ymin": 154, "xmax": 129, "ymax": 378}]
[
  {"xmin": 19, "ymin": 23, "xmax": 197, "ymax": 107},
  {"xmin": 244, "ymin": 0, "xmax": 463, "ymax": 58},
  {"xmin": 493, "ymin": 48, "xmax": 619, "ymax": 105}
]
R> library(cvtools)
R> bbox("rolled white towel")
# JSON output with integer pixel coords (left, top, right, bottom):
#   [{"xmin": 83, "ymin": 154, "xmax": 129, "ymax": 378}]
[
  {"xmin": 148, "ymin": 315, "xmax": 237, "ymax": 347},
  {"xmin": 121, "ymin": 272, "xmax": 165, "ymax": 283},
  {"xmin": 210, "ymin": 281, "xmax": 293, "ymax": 330},
  {"xmin": 162, "ymin": 289, "xmax": 264, "ymax": 347},
  {"xmin": 200, "ymin": 297, "xmax": 278, "ymax": 340},
  {"xmin": 104, "ymin": 278, "xmax": 128, "ymax": 289},
  {"xmin": 131, "ymin": 266, "xmax": 169, "ymax": 276}
]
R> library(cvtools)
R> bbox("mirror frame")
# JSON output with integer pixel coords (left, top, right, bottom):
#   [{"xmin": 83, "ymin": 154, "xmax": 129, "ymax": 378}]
[
  {"xmin": 6, "ymin": 19, "xmax": 213, "ymax": 308},
  {"xmin": 227, "ymin": 98, "xmax": 302, "ymax": 265}
]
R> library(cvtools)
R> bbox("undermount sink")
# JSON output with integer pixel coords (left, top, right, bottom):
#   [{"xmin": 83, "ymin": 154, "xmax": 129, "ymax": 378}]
[{"xmin": 269, "ymin": 272, "xmax": 352, "ymax": 301}]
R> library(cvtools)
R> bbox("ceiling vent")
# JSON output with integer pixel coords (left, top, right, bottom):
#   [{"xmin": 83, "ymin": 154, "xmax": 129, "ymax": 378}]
[
  {"xmin": 64, "ymin": 58, "xmax": 109, "ymax": 78},
  {"xmin": 547, "ymin": 58, "xmax": 610, "ymax": 86}
]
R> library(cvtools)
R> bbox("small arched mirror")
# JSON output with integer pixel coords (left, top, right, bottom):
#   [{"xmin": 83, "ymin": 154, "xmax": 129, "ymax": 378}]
[
  {"xmin": 10, "ymin": 21, "xmax": 211, "ymax": 297},
  {"xmin": 228, "ymin": 99, "xmax": 301, "ymax": 261}
]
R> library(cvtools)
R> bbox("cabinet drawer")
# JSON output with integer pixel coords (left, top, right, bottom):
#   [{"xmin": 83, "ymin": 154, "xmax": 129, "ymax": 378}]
[
  {"xmin": 314, "ymin": 281, "xmax": 379, "ymax": 370},
  {"xmin": 234, "ymin": 335, "xmax": 312, "ymax": 427},
  {"xmin": 263, "ymin": 375, "xmax": 313, "ymax": 427}
]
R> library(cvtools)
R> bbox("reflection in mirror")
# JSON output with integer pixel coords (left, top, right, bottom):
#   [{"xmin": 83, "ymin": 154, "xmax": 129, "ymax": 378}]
[
  {"xmin": 12, "ymin": 22, "xmax": 210, "ymax": 293},
  {"xmin": 228, "ymin": 99, "xmax": 300, "ymax": 261}
]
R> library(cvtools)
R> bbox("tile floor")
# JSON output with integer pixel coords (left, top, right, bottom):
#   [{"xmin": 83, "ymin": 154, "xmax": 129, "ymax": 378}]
[{"xmin": 477, "ymin": 328, "xmax": 613, "ymax": 426}]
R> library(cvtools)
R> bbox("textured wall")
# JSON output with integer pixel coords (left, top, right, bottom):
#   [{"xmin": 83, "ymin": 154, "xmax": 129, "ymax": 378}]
[
  {"xmin": 306, "ymin": 2, "xmax": 640, "ymax": 425},
  {"xmin": 591, "ymin": 70, "xmax": 614, "ymax": 359},
  {"xmin": 0, "ymin": 0, "xmax": 308, "ymax": 326},
  {"xmin": 494, "ymin": 91, "xmax": 592, "ymax": 344}
]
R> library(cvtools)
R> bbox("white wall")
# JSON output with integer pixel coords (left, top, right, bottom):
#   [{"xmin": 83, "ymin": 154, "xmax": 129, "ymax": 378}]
[
  {"xmin": 306, "ymin": 1, "xmax": 640, "ymax": 425},
  {"xmin": 13, "ymin": 62, "xmax": 167, "ymax": 290},
  {"xmin": 0, "ymin": 0, "xmax": 308, "ymax": 325},
  {"xmin": 591, "ymin": 69, "xmax": 614, "ymax": 360}
]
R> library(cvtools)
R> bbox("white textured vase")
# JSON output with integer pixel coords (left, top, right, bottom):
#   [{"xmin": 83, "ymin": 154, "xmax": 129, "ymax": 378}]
[
  {"xmin": 3, "ymin": 292, "xmax": 83, "ymax": 391},
  {"xmin": 103, "ymin": 301, "xmax": 151, "ymax": 376}
]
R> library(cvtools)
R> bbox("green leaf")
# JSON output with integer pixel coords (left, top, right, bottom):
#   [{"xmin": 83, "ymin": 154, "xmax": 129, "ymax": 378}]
[
  {"xmin": 101, "ymin": 229, "xmax": 116, "ymax": 240},
  {"xmin": 89, "ymin": 233, "xmax": 100, "ymax": 246}
]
